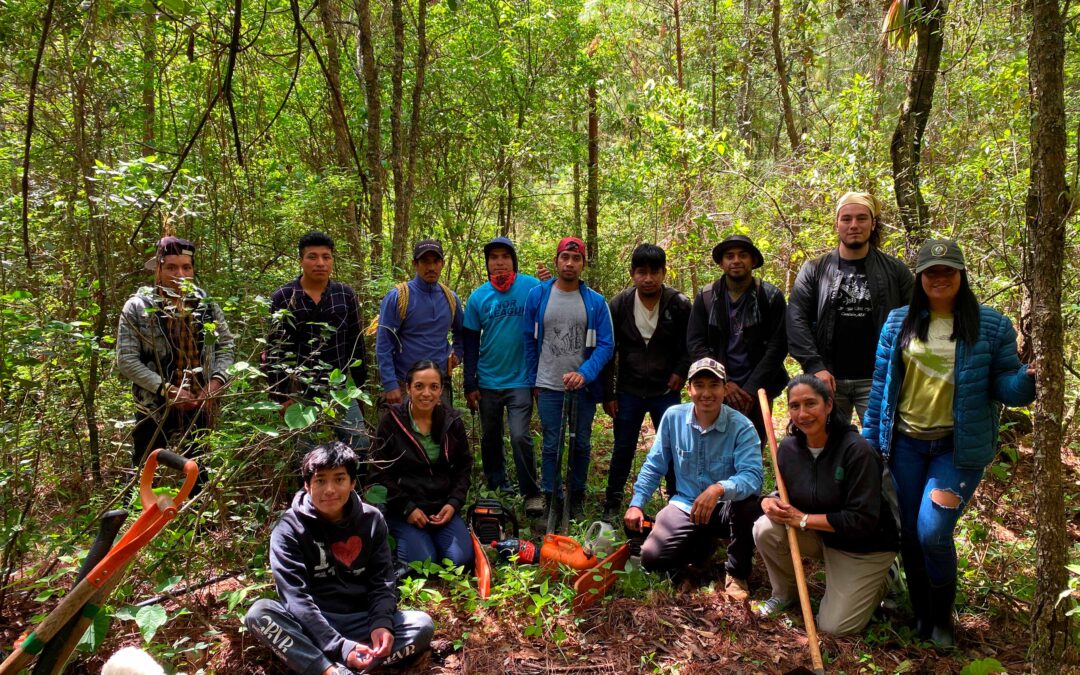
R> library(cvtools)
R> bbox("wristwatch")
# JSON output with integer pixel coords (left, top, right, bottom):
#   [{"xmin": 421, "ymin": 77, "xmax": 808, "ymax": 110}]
[{"xmin": 798, "ymin": 514, "xmax": 809, "ymax": 531}]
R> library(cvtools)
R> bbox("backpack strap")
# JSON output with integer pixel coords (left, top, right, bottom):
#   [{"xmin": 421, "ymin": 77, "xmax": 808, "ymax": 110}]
[{"xmin": 395, "ymin": 281, "xmax": 456, "ymax": 325}]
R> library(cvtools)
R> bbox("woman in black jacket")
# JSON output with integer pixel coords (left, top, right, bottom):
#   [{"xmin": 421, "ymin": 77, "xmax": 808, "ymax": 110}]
[
  {"xmin": 753, "ymin": 374, "xmax": 898, "ymax": 635},
  {"xmin": 371, "ymin": 361, "xmax": 474, "ymax": 567}
]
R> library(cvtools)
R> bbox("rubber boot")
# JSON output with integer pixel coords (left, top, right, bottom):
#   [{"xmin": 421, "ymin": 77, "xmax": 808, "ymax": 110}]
[
  {"xmin": 928, "ymin": 579, "xmax": 957, "ymax": 650},
  {"xmin": 901, "ymin": 543, "xmax": 932, "ymax": 639},
  {"xmin": 569, "ymin": 491, "xmax": 586, "ymax": 521}
]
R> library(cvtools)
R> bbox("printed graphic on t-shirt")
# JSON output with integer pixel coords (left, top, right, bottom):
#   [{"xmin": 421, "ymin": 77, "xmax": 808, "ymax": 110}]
[
  {"xmin": 544, "ymin": 322, "xmax": 585, "ymax": 358},
  {"xmin": 907, "ymin": 319, "xmax": 955, "ymax": 381},
  {"xmin": 312, "ymin": 540, "xmax": 366, "ymax": 578},
  {"xmin": 486, "ymin": 297, "xmax": 523, "ymax": 319},
  {"xmin": 331, "ymin": 535, "xmax": 363, "ymax": 566},
  {"xmin": 836, "ymin": 266, "xmax": 871, "ymax": 319}
]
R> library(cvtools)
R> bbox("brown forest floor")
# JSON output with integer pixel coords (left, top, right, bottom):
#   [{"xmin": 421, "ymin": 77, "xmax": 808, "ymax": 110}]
[{"xmin": 2, "ymin": 439, "xmax": 1078, "ymax": 674}]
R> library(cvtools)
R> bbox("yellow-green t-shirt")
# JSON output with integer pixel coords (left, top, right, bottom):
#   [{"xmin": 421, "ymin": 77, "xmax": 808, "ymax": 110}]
[{"xmin": 897, "ymin": 313, "xmax": 956, "ymax": 439}]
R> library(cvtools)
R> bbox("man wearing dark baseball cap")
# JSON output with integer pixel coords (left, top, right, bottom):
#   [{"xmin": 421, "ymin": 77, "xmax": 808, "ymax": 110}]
[
  {"xmin": 117, "ymin": 235, "xmax": 234, "ymax": 485},
  {"xmin": 687, "ymin": 233, "xmax": 788, "ymax": 443},
  {"xmin": 624, "ymin": 357, "xmax": 763, "ymax": 599},
  {"xmin": 375, "ymin": 238, "xmax": 463, "ymax": 407}
]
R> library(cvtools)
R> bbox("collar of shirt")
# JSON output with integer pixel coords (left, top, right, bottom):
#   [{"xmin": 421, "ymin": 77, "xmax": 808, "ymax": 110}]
[{"xmin": 684, "ymin": 404, "xmax": 730, "ymax": 434}]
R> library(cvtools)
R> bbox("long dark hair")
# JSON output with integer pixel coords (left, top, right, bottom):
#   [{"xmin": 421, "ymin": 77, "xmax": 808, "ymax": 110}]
[
  {"xmin": 405, "ymin": 359, "xmax": 444, "ymax": 386},
  {"xmin": 784, "ymin": 374, "xmax": 849, "ymax": 441},
  {"xmin": 898, "ymin": 270, "xmax": 980, "ymax": 349}
]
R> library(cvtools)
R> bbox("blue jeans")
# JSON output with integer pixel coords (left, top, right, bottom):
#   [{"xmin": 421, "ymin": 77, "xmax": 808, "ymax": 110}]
[
  {"xmin": 888, "ymin": 432, "xmax": 983, "ymax": 586},
  {"xmin": 388, "ymin": 514, "xmax": 474, "ymax": 568},
  {"xmin": 605, "ymin": 391, "xmax": 680, "ymax": 506},
  {"xmin": 335, "ymin": 398, "xmax": 371, "ymax": 451},
  {"xmin": 536, "ymin": 388, "xmax": 596, "ymax": 495},
  {"xmin": 834, "ymin": 378, "xmax": 872, "ymax": 427},
  {"xmin": 478, "ymin": 387, "xmax": 540, "ymax": 497}
]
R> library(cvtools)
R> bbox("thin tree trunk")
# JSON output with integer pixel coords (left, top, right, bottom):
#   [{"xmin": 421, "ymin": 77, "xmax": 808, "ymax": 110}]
[
  {"xmin": 710, "ymin": 0, "xmax": 717, "ymax": 129},
  {"xmin": 771, "ymin": 0, "xmax": 800, "ymax": 152},
  {"xmin": 390, "ymin": 0, "xmax": 407, "ymax": 270},
  {"xmin": 355, "ymin": 0, "xmax": 383, "ymax": 272},
  {"xmin": 673, "ymin": 0, "xmax": 684, "ymax": 88},
  {"xmin": 316, "ymin": 0, "xmax": 360, "ymax": 243},
  {"xmin": 736, "ymin": 0, "xmax": 753, "ymax": 143},
  {"xmin": 142, "ymin": 9, "xmax": 156, "ymax": 156},
  {"xmin": 1026, "ymin": 0, "xmax": 1072, "ymax": 668},
  {"xmin": 401, "ymin": 0, "xmax": 428, "ymax": 239},
  {"xmin": 20, "ymin": 0, "xmax": 58, "ymax": 271},
  {"xmin": 572, "ymin": 115, "xmax": 582, "ymax": 237},
  {"xmin": 890, "ymin": 0, "xmax": 944, "ymax": 251},
  {"xmin": 586, "ymin": 83, "xmax": 599, "ymax": 264}
]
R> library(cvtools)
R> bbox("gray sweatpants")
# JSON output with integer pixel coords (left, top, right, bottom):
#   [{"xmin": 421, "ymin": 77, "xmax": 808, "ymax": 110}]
[{"xmin": 245, "ymin": 598, "xmax": 434, "ymax": 674}]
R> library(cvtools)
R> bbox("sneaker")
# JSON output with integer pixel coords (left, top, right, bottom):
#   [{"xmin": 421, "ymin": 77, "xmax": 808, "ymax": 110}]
[
  {"xmin": 524, "ymin": 495, "xmax": 545, "ymax": 517},
  {"xmin": 724, "ymin": 575, "xmax": 750, "ymax": 602},
  {"xmin": 755, "ymin": 596, "xmax": 792, "ymax": 618}
]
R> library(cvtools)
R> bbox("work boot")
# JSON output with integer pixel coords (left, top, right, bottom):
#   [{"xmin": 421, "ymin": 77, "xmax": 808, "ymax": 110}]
[
  {"xmin": 569, "ymin": 491, "xmax": 586, "ymax": 521},
  {"xmin": 601, "ymin": 498, "xmax": 621, "ymax": 524},
  {"xmin": 524, "ymin": 495, "xmax": 545, "ymax": 518},
  {"xmin": 928, "ymin": 579, "xmax": 957, "ymax": 650},
  {"xmin": 724, "ymin": 575, "xmax": 750, "ymax": 602},
  {"xmin": 901, "ymin": 544, "xmax": 932, "ymax": 639}
]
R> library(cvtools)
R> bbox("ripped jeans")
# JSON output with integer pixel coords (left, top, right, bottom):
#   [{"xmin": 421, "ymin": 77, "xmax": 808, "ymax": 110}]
[{"xmin": 889, "ymin": 432, "xmax": 984, "ymax": 586}]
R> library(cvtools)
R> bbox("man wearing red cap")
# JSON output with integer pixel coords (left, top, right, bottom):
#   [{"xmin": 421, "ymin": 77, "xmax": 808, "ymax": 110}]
[
  {"xmin": 522, "ymin": 237, "xmax": 614, "ymax": 521},
  {"xmin": 117, "ymin": 236, "xmax": 235, "ymax": 475}
]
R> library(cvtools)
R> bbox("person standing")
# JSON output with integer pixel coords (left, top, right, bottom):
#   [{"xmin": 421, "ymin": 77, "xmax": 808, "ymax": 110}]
[
  {"xmin": 863, "ymin": 239, "xmax": 1036, "ymax": 648},
  {"xmin": 787, "ymin": 192, "xmax": 914, "ymax": 423},
  {"xmin": 463, "ymin": 237, "xmax": 544, "ymax": 515},
  {"xmin": 686, "ymin": 234, "xmax": 788, "ymax": 442},
  {"xmin": 601, "ymin": 243, "xmax": 691, "ymax": 521},
  {"xmin": 266, "ymin": 231, "xmax": 369, "ymax": 450},
  {"xmin": 623, "ymin": 358, "xmax": 763, "ymax": 600},
  {"xmin": 117, "ymin": 236, "xmax": 234, "ymax": 476},
  {"xmin": 523, "ymin": 237, "xmax": 614, "ymax": 520},
  {"xmin": 375, "ymin": 239, "xmax": 463, "ymax": 407}
]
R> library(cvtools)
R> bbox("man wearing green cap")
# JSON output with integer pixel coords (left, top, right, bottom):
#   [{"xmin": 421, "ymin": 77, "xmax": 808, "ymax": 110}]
[{"xmin": 787, "ymin": 192, "xmax": 913, "ymax": 424}]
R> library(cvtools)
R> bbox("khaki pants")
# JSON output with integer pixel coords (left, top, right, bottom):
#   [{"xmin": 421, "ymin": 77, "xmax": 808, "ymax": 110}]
[{"xmin": 753, "ymin": 515, "xmax": 895, "ymax": 635}]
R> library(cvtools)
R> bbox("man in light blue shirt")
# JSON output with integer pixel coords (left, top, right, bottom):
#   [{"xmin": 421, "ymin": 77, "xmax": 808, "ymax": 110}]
[
  {"xmin": 464, "ymin": 237, "xmax": 543, "ymax": 515},
  {"xmin": 625, "ymin": 357, "xmax": 763, "ymax": 599}
]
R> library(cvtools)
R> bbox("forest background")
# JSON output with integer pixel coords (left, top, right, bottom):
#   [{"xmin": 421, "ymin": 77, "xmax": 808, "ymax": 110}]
[{"xmin": 0, "ymin": 0, "xmax": 1078, "ymax": 671}]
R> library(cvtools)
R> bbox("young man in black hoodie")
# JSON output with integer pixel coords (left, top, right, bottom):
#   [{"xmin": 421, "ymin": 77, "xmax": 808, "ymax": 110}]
[
  {"xmin": 601, "ymin": 244, "xmax": 692, "ymax": 521},
  {"xmin": 245, "ymin": 443, "xmax": 433, "ymax": 674}
]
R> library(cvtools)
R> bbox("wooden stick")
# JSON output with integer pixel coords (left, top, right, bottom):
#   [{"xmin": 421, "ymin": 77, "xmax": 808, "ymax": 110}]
[{"xmin": 758, "ymin": 389, "xmax": 825, "ymax": 675}]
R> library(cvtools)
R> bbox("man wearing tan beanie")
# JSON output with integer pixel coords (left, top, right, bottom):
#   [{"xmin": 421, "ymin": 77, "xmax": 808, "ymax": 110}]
[{"xmin": 786, "ymin": 192, "xmax": 913, "ymax": 424}]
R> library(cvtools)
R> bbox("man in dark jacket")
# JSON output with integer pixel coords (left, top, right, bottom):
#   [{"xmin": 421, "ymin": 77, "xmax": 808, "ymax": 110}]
[
  {"xmin": 245, "ymin": 443, "xmax": 433, "ymax": 674},
  {"xmin": 786, "ymin": 192, "xmax": 914, "ymax": 423},
  {"xmin": 686, "ymin": 234, "xmax": 787, "ymax": 442},
  {"xmin": 601, "ymin": 244, "xmax": 691, "ymax": 520},
  {"xmin": 266, "ymin": 232, "xmax": 369, "ymax": 450}
]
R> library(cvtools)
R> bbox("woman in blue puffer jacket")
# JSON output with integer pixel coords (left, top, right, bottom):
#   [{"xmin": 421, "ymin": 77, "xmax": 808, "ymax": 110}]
[{"xmin": 862, "ymin": 239, "xmax": 1036, "ymax": 649}]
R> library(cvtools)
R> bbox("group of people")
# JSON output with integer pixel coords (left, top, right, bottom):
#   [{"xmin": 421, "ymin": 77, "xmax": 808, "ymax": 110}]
[{"xmin": 115, "ymin": 189, "xmax": 1036, "ymax": 673}]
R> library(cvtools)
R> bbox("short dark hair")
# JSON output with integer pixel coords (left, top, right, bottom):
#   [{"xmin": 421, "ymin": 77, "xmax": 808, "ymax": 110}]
[
  {"xmin": 298, "ymin": 231, "xmax": 335, "ymax": 257},
  {"xmin": 631, "ymin": 243, "xmax": 666, "ymax": 271},
  {"xmin": 405, "ymin": 359, "xmax": 444, "ymax": 385},
  {"xmin": 300, "ymin": 442, "xmax": 358, "ymax": 482},
  {"xmin": 784, "ymin": 374, "xmax": 849, "ymax": 439},
  {"xmin": 899, "ymin": 270, "xmax": 980, "ymax": 349}
]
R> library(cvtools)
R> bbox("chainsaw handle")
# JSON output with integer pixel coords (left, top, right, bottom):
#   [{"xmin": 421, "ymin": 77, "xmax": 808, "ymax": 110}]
[{"xmin": 139, "ymin": 449, "xmax": 199, "ymax": 510}]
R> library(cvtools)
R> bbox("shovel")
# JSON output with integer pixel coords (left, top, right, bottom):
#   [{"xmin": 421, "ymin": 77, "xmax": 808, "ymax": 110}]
[
  {"xmin": 546, "ymin": 392, "xmax": 577, "ymax": 535},
  {"xmin": 0, "ymin": 449, "xmax": 199, "ymax": 674},
  {"xmin": 758, "ymin": 389, "xmax": 825, "ymax": 675}
]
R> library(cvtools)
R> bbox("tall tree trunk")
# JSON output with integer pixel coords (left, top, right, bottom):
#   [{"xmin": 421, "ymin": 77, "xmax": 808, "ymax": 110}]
[
  {"xmin": 1026, "ymin": 0, "xmax": 1072, "ymax": 668},
  {"xmin": 572, "ymin": 115, "xmax": 582, "ymax": 237},
  {"xmin": 390, "ymin": 0, "xmax": 407, "ymax": 270},
  {"xmin": 586, "ymin": 83, "xmax": 599, "ymax": 264},
  {"xmin": 20, "ymin": 0, "xmax": 58, "ymax": 271},
  {"xmin": 401, "ymin": 0, "xmax": 428, "ymax": 240},
  {"xmin": 771, "ymin": 0, "xmax": 800, "ymax": 152},
  {"xmin": 355, "ymin": 0, "xmax": 383, "ymax": 273},
  {"xmin": 672, "ymin": 0, "xmax": 684, "ymax": 88},
  {"xmin": 709, "ymin": 0, "xmax": 717, "ymax": 129},
  {"xmin": 316, "ymin": 0, "xmax": 360, "ymax": 252},
  {"xmin": 890, "ymin": 0, "xmax": 944, "ymax": 250},
  {"xmin": 142, "ymin": 9, "xmax": 156, "ymax": 156},
  {"xmin": 736, "ymin": 0, "xmax": 754, "ymax": 143}
]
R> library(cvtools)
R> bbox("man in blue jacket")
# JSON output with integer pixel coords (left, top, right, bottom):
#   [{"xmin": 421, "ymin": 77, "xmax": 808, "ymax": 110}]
[
  {"xmin": 464, "ymin": 237, "xmax": 544, "ymax": 515},
  {"xmin": 523, "ymin": 236, "xmax": 614, "ymax": 520},
  {"xmin": 375, "ymin": 239, "xmax": 463, "ymax": 408}
]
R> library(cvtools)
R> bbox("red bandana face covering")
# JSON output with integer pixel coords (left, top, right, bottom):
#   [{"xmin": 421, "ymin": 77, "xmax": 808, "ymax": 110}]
[{"xmin": 491, "ymin": 271, "xmax": 516, "ymax": 293}]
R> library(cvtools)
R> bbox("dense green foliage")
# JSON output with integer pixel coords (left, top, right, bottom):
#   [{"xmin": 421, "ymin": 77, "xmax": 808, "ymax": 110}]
[{"xmin": 0, "ymin": 0, "xmax": 1078, "ymax": 670}]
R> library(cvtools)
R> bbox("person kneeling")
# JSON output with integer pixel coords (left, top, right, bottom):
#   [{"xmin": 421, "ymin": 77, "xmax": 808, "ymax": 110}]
[
  {"xmin": 245, "ymin": 443, "xmax": 433, "ymax": 674},
  {"xmin": 624, "ymin": 358, "xmax": 763, "ymax": 600},
  {"xmin": 370, "ymin": 360, "xmax": 474, "ymax": 569},
  {"xmin": 753, "ymin": 374, "xmax": 899, "ymax": 636}
]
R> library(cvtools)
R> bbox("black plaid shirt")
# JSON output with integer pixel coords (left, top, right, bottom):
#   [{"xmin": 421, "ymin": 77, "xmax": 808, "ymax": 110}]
[{"xmin": 266, "ymin": 277, "xmax": 368, "ymax": 402}]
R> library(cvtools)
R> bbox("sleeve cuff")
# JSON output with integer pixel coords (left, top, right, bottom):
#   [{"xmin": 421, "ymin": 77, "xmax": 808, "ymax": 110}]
[{"xmin": 340, "ymin": 639, "xmax": 359, "ymax": 663}]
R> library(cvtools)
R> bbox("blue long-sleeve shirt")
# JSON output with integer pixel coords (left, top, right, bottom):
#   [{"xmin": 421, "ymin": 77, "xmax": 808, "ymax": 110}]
[
  {"xmin": 630, "ymin": 402, "xmax": 763, "ymax": 511},
  {"xmin": 375, "ymin": 275, "xmax": 463, "ymax": 392}
]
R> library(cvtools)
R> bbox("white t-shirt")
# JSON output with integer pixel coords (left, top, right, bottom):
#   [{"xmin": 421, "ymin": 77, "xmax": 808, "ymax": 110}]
[{"xmin": 633, "ymin": 292, "xmax": 660, "ymax": 345}]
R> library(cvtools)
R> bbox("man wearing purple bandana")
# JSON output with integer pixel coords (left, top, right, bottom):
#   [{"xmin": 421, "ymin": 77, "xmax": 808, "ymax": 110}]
[{"xmin": 463, "ymin": 237, "xmax": 544, "ymax": 515}]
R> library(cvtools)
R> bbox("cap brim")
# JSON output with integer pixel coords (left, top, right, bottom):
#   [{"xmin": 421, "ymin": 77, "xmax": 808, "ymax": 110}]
[{"xmin": 915, "ymin": 260, "xmax": 965, "ymax": 274}]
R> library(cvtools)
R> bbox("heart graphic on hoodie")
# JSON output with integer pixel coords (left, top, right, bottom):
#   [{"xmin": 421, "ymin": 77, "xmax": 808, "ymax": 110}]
[{"xmin": 331, "ymin": 536, "xmax": 362, "ymax": 567}]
